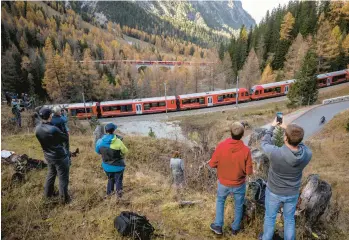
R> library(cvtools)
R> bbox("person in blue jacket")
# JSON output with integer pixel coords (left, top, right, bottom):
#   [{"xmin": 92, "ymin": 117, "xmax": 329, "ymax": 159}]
[{"xmin": 95, "ymin": 123, "xmax": 128, "ymax": 198}]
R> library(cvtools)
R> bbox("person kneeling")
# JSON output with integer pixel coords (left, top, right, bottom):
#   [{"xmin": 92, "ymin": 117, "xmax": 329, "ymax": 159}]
[
  {"xmin": 209, "ymin": 122, "xmax": 253, "ymax": 236},
  {"xmin": 95, "ymin": 123, "xmax": 128, "ymax": 198}
]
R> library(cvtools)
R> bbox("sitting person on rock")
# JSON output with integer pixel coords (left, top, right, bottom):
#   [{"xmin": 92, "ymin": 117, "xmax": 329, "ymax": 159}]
[
  {"xmin": 259, "ymin": 119, "xmax": 312, "ymax": 240},
  {"xmin": 95, "ymin": 123, "xmax": 128, "ymax": 198},
  {"xmin": 209, "ymin": 122, "xmax": 253, "ymax": 236},
  {"xmin": 170, "ymin": 151, "xmax": 185, "ymax": 189}
]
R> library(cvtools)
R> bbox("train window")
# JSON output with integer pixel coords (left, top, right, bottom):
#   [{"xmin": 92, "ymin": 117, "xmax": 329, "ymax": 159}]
[
  {"xmin": 151, "ymin": 102, "xmax": 159, "ymax": 107},
  {"xmin": 232, "ymin": 93, "xmax": 236, "ymax": 98},
  {"xmin": 264, "ymin": 89, "xmax": 267, "ymax": 93},
  {"xmin": 245, "ymin": 92, "xmax": 249, "ymax": 96},
  {"xmin": 121, "ymin": 105, "xmax": 133, "ymax": 112},
  {"xmin": 199, "ymin": 97, "xmax": 205, "ymax": 104},
  {"xmin": 110, "ymin": 106, "xmax": 120, "ymax": 111},
  {"xmin": 190, "ymin": 98, "xmax": 197, "ymax": 103},
  {"xmin": 103, "ymin": 106, "xmax": 111, "ymax": 111},
  {"xmin": 159, "ymin": 102, "xmax": 166, "ymax": 107},
  {"xmin": 71, "ymin": 109, "xmax": 77, "ymax": 116},
  {"xmin": 218, "ymin": 95, "xmax": 223, "ymax": 102},
  {"xmin": 75, "ymin": 108, "xmax": 91, "ymax": 114},
  {"xmin": 182, "ymin": 99, "xmax": 190, "ymax": 104},
  {"xmin": 275, "ymin": 87, "xmax": 281, "ymax": 93},
  {"xmin": 144, "ymin": 103, "xmax": 150, "ymax": 110},
  {"xmin": 255, "ymin": 91, "xmax": 259, "ymax": 95}
]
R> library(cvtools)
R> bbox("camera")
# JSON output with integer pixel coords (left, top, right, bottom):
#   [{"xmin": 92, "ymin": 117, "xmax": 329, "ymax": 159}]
[{"xmin": 276, "ymin": 112, "xmax": 283, "ymax": 124}]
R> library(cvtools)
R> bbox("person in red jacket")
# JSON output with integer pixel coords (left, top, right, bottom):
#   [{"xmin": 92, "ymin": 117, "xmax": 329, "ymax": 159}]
[{"xmin": 209, "ymin": 122, "xmax": 253, "ymax": 236}]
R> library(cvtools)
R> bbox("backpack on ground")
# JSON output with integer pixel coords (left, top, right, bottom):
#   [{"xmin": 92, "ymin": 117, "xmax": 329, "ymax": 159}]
[
  {"xmin": 114, "ymin": 211, "xmax": 154, "ymax": 240},
  {"xmin": 249, "ymin": 178, "xmax": 267, "ymax": 206}
]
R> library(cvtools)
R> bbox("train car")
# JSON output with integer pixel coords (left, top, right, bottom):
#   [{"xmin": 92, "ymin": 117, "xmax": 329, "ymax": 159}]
[
  {"xmin": 317, "ymin": 69, "xmax": 348, "ymax": 88},
  {"xmin": 68, "ymin": 102, "xmax": 98, "ymax": 119},
  {"xmin": 250, "ymin": 79, "xmax": 295, "ymax": 100},
  {"xmin": 209, "ymin": 88, "xmax": 250, "ymax": 105},
  {"xmin": 100, "ymin": 96, "xmax": 177, "ymax": 117},
  {"xmin": 178, "ymin": 88, "xmax": 250, "ymax": 110},
  {"xmin": 178, "ymin": 92, "xmax": 215, "ymax": 110}
]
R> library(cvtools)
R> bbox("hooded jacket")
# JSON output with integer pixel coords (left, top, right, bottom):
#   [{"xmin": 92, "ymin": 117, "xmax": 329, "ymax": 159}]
[
  {"xmin": 261, "ymin": 126, "xmax": 312, "ymax": 196},
  {"xmin": 95, "ymin": 134, "xmax": 128, "ymax": 172},
  {"xmin": 35, "ymin": 122, "xmax": 68, "ymax": 162},
  {"xmin": 209, "ymin": 138, "xmax": 253, "ymax": 187}
]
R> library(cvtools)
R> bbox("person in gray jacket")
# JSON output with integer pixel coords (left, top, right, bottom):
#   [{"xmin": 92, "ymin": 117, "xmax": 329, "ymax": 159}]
[
  {"xmin": 259, "ymin": 118, "xmax": 312, "ymax": 240},
  {"xmin": 35, "ymin": 108, "xmax": 70, "ymax": 204}
]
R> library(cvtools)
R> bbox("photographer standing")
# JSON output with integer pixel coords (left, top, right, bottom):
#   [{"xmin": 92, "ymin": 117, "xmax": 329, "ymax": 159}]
[
  {"xmin": 51, "ymin": 106, "xmax": 70, "ymax": 160},
  {"xmin": 35, "ymin": 108, "xmax": 70, "ymax": 204},
  {"xmin": 259, "ymin": 118, "xmax": 312, "ymax": 240}
]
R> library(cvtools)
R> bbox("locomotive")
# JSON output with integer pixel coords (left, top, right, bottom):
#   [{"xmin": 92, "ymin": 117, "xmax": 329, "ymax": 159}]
[{"xmin": 44, "ymin": 69, "xmax": 349, "ymax": 119}]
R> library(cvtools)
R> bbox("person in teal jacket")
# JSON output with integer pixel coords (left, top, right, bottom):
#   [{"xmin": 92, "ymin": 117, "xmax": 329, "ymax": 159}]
[{"xmin": 95, "ymin": 123, "xmax": 128, "ymax": 197}]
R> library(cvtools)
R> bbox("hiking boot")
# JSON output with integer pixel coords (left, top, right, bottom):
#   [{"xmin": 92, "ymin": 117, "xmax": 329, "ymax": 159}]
[
  {"xmin": 231, "ymin": 229, "xmax": 240, "ymax": 235},
  {"xmin": 116, "ymin": 190, "xmax": 123, "ymax": 199},
  {"xmin": 210, "ymin": 223, "xmax": 223, "ymax": 235}
]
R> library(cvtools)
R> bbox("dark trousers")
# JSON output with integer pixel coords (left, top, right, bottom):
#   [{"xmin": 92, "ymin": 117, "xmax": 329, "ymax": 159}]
[
  {"xmin": 106, "ymin": 171, "xmax": 124, "ymax": 195},
  {"xmin": 44, "ymin": 156, "xmax": 70, "ymax": 202}
]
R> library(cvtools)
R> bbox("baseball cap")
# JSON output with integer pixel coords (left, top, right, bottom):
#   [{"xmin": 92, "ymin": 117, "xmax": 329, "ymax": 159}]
[
  {"xmin": 105, "ymin": 123, "xmax": 117, "ymax": 132},
  {"xmin": 39, "ymin": 108, "xmax": 52, "ymax": 120}
]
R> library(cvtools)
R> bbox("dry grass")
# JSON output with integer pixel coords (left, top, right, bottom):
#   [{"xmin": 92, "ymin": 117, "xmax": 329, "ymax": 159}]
[
  {"xmin": 2, "ymin": 96, "xmax": 349, "ymax": 239},
  {"xmin": 304, "ymin": 110, "xmax": 349, "ymax": 236}
]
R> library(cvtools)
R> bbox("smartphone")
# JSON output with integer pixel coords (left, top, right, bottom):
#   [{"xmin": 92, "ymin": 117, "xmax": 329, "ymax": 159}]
[{"xmin": 276, "ymin": 112, "xmax": 283, "ymax": 124}]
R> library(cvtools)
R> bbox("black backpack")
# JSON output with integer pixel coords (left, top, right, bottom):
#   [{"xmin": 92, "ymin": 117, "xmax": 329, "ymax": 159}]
[
  {"xmin": 114, "ymin": 211, "xmax": 154, "ymax": 240},
  {"xmin": 249, "ymin": 178, "xmax": 267, "ymax": 206}
]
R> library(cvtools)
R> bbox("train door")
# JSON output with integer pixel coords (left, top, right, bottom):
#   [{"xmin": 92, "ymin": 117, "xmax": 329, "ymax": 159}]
[
  {"xmin": 207, "ymin": 96, "xmax": 213, "ymax": 107},
  {"xmin": 135, "ymin": 104, "xmax": 142, "ymax": 114},
  {"xmin": 327, "ymin": 78, "xmax": 331, "ymax": 86},
  {"xmin": 284, "ymin": 85, "xmax": 289, "ymax": 94}
]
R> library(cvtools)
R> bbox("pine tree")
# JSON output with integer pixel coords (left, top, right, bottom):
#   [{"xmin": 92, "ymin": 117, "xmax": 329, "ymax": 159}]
[
  {"xmin": 280, "ymin": 12, "xmax": 295, "ymax": 40},
  {"xmin": 239, "ymin": 49, "xmax": 261, "ymax": 91},
  {"xmin": 260, "ymin": 63, "xmax": 275, "ymax": 84},
  {"xmin": 274, "ymin": 126, "xmax": 284, "ymax": 147},
  {"xmin": 316, "ymin": 19, "xmax": 341, "ymax": 72},
  {"xmin": 287, "ymin": 49, "xmax": 318, "ymax": 106},
  {"xmin": 218, "ymin": 42, "xmax": 225, "ymax": 61},
  {"xmin": 222, "ymin": 52, "xmax": 234, "ymax": 89},
  {"xmin": 283, "ymin": 33, "xmax": 310, "ymax": 79}
]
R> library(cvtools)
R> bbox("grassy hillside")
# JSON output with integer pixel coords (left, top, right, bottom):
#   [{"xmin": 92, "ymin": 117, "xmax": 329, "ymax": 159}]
[
  {"xmin": 2, "ymin": 91, "xmax": 349, "ymax": 239},
  {"xmin": 304, "ymin": 110, "xmax": 349, "ymax": 236}
]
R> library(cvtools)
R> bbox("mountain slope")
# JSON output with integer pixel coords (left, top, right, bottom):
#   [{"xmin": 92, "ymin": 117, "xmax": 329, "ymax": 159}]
[{"xmin": 72, "ymin": 0, "xmax": 255, "ymax": 46}]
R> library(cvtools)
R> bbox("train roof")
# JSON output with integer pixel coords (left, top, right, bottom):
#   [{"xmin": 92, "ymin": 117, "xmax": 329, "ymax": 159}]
[
  {"xmin": 179, "ymin": 88, "xmax": 248, "ymax": 98},
  {"xmin": 133, "ymin": 96, "xmax": 176, "ymax": 102},
  {"xmin": 101, "ymin": 96, "xmax": 176, "ymax": 105},
  {"xmin": 68, "ymin": 102, "xmax": 96, "ymax": 108},
  {"xmin": 317, "ymin": 69, "xmax": 348, "ymax": 78},
  {"xmin": 254, "ymin": 79, "xmax": 295, "ymax": 89}
]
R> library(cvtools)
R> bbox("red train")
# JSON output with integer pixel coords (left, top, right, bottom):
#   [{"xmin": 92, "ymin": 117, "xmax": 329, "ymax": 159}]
[{"xmin": 44, "ymin": 69, "xmax": 349, "ymax": 119}]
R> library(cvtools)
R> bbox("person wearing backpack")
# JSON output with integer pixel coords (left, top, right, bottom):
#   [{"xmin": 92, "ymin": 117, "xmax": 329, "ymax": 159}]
[
  {"xmin": 95, "ymin": 123, "xmax": 128, "ymax": 198},
  {"xmin": 259, "ymin": 119, "xmax": 312, "ymax": 240},
  {"xmin": 209, "ymin": 122, "xmax": 253, "ymax": 236}
]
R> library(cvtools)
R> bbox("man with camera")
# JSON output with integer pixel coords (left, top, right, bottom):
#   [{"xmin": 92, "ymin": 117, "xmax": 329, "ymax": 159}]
[
  {"xmin": 259, "ymin": 115, "xmax": 312, "ymax": 240},
  {"xmin": 35, "ymin": 108, "xmax": 70, "ymax": 204}
]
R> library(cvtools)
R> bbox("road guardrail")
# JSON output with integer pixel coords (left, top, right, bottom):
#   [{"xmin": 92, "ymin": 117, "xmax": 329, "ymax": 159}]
[{"xmin": 322, "ymin": 95, "xmax": 349, "ymax": 105}]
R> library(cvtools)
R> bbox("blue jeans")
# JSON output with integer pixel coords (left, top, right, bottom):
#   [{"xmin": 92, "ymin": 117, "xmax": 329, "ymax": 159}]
[
  {"xmin": 262, "ymin": 188, "xmax": 299, "ymax": 240},
  {"xmin": 214, "ymin": 181, "xmax": 246, "ymax": 231},
  {"xmin": 45, "ymin": 156, "xmax": 70, "ymax": 202},
  {"xmin": 106, "ymin": 171, "xmax": 124, "ymax": 195}
]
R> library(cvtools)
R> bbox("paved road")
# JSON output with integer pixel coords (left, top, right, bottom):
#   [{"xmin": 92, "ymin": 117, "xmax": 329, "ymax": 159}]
[
  {"xmin": 99, "ymin": 82, "xmax": 349, "ymax": 123},
  {"xmin": 293, "ymin": 101, "xmax": 349, "ymax": 140}
]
